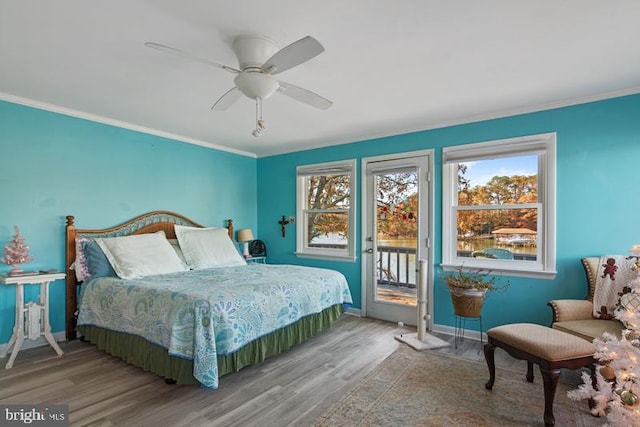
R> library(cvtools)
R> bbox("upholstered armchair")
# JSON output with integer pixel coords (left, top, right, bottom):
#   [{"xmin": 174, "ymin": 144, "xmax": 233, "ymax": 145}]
[{"xmin": 548, "ymin": 257, "xmax": 625, "ymax": 341}]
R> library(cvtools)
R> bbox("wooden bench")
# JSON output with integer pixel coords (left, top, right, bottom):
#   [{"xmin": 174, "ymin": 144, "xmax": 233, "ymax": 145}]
[{"xmin": 484, "ymin": 323, "xmax": 595, "ymax": 427}]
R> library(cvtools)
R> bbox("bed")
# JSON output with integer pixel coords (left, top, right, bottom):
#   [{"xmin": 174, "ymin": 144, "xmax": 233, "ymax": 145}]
[{"xmin": 65, "ymin": 211, "xmax": 352, "ymax": 389}]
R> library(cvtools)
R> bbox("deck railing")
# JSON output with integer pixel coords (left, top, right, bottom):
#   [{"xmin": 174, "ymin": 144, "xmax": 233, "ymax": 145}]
[
  {"xmin": 376, "ymin": 245, "xmax": 417, "ymax": 288},
  {"xmin": 375, "ymin": 247, "xmax": 537, "ymax": 288},
  {"xmin": 309, "ymin": 243, "xmax": 418, "ymax": 288},
  {"xmin": 309, "ymin": 244, "xmax": 536, "ymax": 290}
]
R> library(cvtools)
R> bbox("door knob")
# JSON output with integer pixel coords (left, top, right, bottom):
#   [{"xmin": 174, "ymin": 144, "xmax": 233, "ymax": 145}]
[{"xmin": 365, "ymin": 248, "xmax": 373, "ymax": 254}]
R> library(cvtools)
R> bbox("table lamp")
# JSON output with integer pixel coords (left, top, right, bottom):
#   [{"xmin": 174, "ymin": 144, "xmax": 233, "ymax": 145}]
[{"xmin": 237, "ymin": 229, "xmax": 255, "ymax": 257}]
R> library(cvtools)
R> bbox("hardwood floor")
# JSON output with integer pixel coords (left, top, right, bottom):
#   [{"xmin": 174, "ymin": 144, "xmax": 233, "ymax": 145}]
[{"xmin": 0, "ymin": 316, "xmax": 577, "ymax": 426}]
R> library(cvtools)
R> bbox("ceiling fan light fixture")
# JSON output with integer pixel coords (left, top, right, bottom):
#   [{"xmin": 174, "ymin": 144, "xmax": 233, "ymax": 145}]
[
  {"xmin": 146, "ymin": 34, "xmax": 332, "ymax": 132},
  {"xmin": 234, "ymin": 72, "xmax": 279, "ymax": 100}
]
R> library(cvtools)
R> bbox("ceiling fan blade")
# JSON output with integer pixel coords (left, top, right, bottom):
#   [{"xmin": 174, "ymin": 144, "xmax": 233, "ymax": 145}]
[
  {"xmin": 145, "ymin": 42, "xmax": 240, "ymax": 74},
  {"xmin": 278, "ymin": 81, "xmax": 332, "ymax": 110},
  {"xmin": 212, "ymin": 87, "xmax": 243, "ymax": 111},
  {"xmin": 262, "ymin": 36, "xmax": 324, "ymax": 75}
]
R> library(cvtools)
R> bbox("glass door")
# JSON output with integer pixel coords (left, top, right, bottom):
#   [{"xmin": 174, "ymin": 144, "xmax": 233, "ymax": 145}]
[{"xmin": 363, "ymin": 154, "xmax": 430, "ymax": 325}]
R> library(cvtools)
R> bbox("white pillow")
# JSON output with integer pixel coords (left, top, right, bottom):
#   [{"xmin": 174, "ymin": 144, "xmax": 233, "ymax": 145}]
[
  {"xmin": 175, "ymin": 225, "xmax": 247, "ymax": 269},
  {"xmin": 95, "ymin": 231, "xmax": 188, "ymax": 279},
  {"xmin": 168, "ymin": 239, "xmax": 188, "ymax": 266}
]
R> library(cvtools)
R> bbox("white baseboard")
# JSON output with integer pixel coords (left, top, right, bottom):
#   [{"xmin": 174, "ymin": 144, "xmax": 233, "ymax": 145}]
[
  {"xmin": 0, "ymin": 331, "xmax": 66, "ymax": 352},
  {"xmin": 348, "ymin": 312, "xmax": 486, "ymax": 342},
  {"xmin": 345, "ymin": 307, "xmax": 362, "ymax": 316},
  {"xmin": 431, "ymin": 323, "xmax": 487, "ymax": 343},
  {"xmin": 350, "ymin": 312, "xmax": 486, "ymax": 343}
]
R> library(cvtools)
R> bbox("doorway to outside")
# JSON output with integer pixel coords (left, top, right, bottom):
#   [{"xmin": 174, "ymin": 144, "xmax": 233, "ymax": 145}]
[{"xmin": 362, "ymin": 151, "xmax": 432, "ymax": 326}]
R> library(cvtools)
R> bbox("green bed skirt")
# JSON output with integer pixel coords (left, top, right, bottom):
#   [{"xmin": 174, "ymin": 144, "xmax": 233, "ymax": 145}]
[{"xmin": 78, "ymin": 303, "xmax": 345, "ymax": 385}]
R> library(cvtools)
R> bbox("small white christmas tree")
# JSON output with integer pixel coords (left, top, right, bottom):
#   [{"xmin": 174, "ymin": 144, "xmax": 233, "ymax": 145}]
[
  {"xmin": 568, "ymin": 251, "xmax": 640, "ymax": 425},
  {"xmin": 1, "ymin": 225, "xmax": 33, "ymax": 275}
]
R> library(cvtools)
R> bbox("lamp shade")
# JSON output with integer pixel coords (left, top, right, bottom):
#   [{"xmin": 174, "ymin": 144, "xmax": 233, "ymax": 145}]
[{"xmin": 237, "ymin": 229, "xmax": 255, "ymax": 242}]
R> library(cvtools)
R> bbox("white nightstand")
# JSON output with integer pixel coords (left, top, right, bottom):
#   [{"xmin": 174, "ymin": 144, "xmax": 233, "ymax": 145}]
[
  {"xmin": 0, "ymin": 272, "xmax": 65, "ymax": 369},
  {"xmin": 245, "ymin": 256, "xmax": 266, "ymax": 264}
]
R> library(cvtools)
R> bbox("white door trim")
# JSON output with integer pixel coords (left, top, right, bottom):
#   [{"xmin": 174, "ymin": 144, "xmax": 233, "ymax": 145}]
[{"xmin": 360, "ymin": 149, "xmax": 435, "ymax": 328}]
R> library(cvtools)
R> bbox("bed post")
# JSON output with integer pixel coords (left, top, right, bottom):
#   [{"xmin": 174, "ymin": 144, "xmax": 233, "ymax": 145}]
[
  {"xmin": 65, "ymin": 215, "xmax": 78, "ymax": 341},
  {"xmin": 227, "ymin": 219, "xmax": 234, "ymax": 240}
]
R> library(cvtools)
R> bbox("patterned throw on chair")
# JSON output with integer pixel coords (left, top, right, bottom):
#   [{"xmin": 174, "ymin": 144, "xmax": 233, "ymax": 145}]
[{"xmin": 592, "ymin": 255, "xmax": 637, "ymax": 320}]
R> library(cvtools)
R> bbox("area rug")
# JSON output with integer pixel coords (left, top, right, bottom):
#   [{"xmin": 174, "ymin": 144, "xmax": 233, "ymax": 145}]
[{"xmin": 315, "ymin": 345, "xmax": 600, "ymax": 426}]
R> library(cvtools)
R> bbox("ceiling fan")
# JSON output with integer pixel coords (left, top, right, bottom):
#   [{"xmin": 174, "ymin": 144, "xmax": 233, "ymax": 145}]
[{"xmin": 145, "ymin": 35, "xmax": 332, "ymax": 137}]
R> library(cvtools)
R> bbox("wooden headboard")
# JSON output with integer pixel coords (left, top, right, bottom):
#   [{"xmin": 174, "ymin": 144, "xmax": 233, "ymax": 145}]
[{"xmin": 65, "ymin": 211, "xmax": 233, "ymax": 340}]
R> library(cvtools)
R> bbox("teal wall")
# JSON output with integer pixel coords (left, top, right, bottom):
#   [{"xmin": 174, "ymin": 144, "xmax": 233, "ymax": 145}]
[
  {"xmin": 2, "ymin": 93, "xmax": 639, "ymax": 342},
  {"xmin": 257, "ymin": 93, "xmax": 640, "ymax": 331},
  {"xmin": 0, "ymin": 100, "xmax": 257, "ymax": 342}
]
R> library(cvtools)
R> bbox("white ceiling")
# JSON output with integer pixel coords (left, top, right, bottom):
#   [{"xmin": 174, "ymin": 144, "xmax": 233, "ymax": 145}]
[{"xmin": 2, "ymin": 1, "xmax": 640, "ymax": 158}]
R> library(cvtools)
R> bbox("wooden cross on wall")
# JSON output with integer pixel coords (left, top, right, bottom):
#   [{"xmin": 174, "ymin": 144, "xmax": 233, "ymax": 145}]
[{"xmin": 278, "ymin": 215, "xmax": 290, "ymax": 238}]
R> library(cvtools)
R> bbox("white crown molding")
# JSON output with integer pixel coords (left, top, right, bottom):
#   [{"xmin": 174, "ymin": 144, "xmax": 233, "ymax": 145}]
[
  {"xmin": 401, "ymin": 85, "xmax": 640, "ymax": 137},
  {"xmin": 259, "ymin": 85, "xmax": 640, "ymax": 158},
  {"xmin": 3, "ymin": 85, "xmax": 640, "ymax": 160},
  {"xmin": 0, "ymin": 92, "xmax": 257, "ymax": 159}
]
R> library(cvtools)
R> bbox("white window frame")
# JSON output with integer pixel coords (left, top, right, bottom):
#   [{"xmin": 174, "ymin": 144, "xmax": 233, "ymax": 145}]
[
  {"xmin": 296, "ymin": 159, "xmax": 357, "ymax": 262},
  {"xmin": 442, "ymin": 133, "xmax": 556, "ymax": 279}
]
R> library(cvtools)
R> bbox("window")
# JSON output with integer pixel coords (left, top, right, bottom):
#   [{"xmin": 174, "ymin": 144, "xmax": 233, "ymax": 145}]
[
  {"xmin": 442, "ymin": 133, "xmax": 556, "ymax": 278},
  {"xmin": 296, "ymin": 159, "xmax": 357, "ymax": 261}
]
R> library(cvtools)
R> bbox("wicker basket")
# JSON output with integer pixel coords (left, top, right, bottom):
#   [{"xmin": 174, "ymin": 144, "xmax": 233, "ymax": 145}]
[{"xmin": 449, "ymin": 287, "xmax": 487, "ymax": 317}]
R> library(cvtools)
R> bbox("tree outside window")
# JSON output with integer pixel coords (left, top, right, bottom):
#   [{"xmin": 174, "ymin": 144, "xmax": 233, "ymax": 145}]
[
  {"xmin": 442, "ymin": 133, "xmax": 556, "ymax": 278},
  {"xmin": 376, "ymin": 172, "xmax": 418, "ymax": 240},
  {"xmin": 305, "ymin": 174, "xmax": 350, "ymax": 249},
  {"xmin": 296, "ymin": 160, "xmax": 356, "ymax": 261},
  {"xmin": 456, "ymin": 158, "xmax": 539, "ymax": 260}
]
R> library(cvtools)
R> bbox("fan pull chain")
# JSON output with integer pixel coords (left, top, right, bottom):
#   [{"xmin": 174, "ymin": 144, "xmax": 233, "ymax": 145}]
[{"xmin": 252, "ymin": 97, "xmax": 265, "ymax": 137}]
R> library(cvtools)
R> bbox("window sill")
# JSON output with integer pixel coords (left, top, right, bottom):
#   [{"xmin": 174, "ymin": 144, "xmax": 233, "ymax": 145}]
[
  {"xmin": 295, "ymin": 252, "xmax": 357, "ymax": 263},
  {"xmin": 440, "ymin": 262, "xmax": 557, "ymax": 280}
]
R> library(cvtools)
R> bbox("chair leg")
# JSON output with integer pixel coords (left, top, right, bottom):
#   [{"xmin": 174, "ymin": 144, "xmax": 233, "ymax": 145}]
[
  {"xmin": 539, "ymin": 366, "xmax": 561, "ymax": 427},
  {"xmin": 526, "ymin": 361, "xmax": 534, "ymax": 383},
  {"xmin": 484, "ymin": 341, "xmax": 496, "ymax": 390}
]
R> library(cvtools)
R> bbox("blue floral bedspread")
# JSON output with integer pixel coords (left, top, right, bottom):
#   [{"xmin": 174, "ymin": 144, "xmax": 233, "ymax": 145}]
[{"xmin": 77, "ymin": 264, "xmax": 353, "ymax": 389}]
